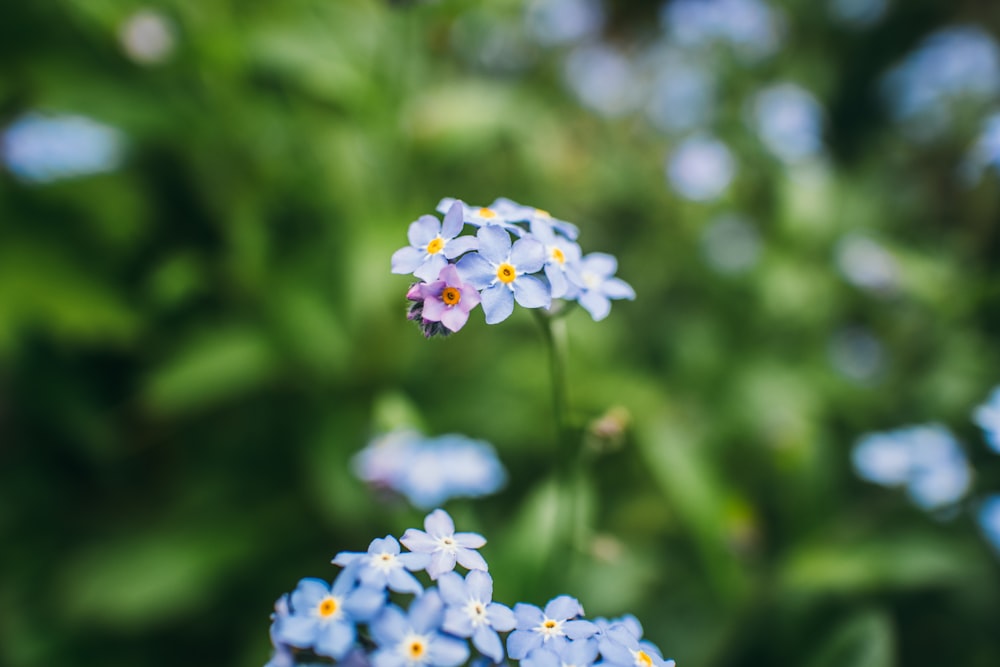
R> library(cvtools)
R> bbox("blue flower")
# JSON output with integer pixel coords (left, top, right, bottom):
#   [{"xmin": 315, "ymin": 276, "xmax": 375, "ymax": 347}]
[
  {"xmin": 275, "ymin": 573, "xmax": 385, "ymax": 660},
  {"xmin": 489, "ymin": 197, "xmax": 580, "ymax": 240},
  {"xmin": 392, "ymin": 201, "xmax": 478, "ymax": 282},
  {"xmin": 851, "ymin": 424, "xmax": 971, "ymax": 510},
  {"xmin": 352, "ymin": 430, "xmax": 507, "ymax": 509},
  {"xmin": 438, "ymin": 570, "xmax": 516, "ymax": 663},
  {"xmin": 530, "ymin": 216, "xmax": 583, "ymax": 299},
  {"xmin": 977, "ymin": 494, "xmax": 1000, "ymax": 555},
  {"xmin": 506, "ymin": 595, "xmax": 597, "ymax": 660},
  {"xmin": 437, "ymin": 197, "xmax": 526, "ymax": 236},
  {"xmin": 1, "ymin": 112, "xmax": 125, "ymax": 184},
  {"xmin": 456, "ymin": 225, "xmax": 551, "ymax": 324},
  {"xmin": 332, "ymin": 536, "xmax": 431, "ymax": 595},
  {"xmin": 592, "ymin": 614, "xmax": 643, "ymax": 639},
  {"xmin": 370, "ymin": 590, "xmax": 470, "ymax": 667},
  {"xmin": 973, "ymin": 386, "xmax": 1000, "ymax": 453},
  {"xmin": 265, "ymin": 594, "xmax": 295, "ymax": 667},
  {"xmin": 597, "ymin": 624, "xmax": 675, "ymax": 667},
  {"xmin": 521, "ymin": 637, "xmax": 598, "ymax": 667},
  {"xmin": 568, "ymin": 253, "xmax": 635, "ymax": 322},
  {"xmin": 401, "ymin": 509, "xmax": 488, "ymax": 579}
]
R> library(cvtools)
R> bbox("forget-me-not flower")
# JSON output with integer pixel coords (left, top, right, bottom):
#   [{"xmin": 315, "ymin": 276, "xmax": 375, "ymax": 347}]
[
  {"xmin": 400, "ymin": 509, "xmax": 488, "ymax": 580},
  {"xmin": 507, "ymin": 595, "xmax": 597, "ymax": 660},
  {"xmin": 333, "ymin": 536, "xmax": 430, "ymax": 595},
  {"xmin": 530, "ymin": 217, "xmax": 583, "ymax": 299},
  {"xmin": 392, "ymin": 201, "xmax": 478, "ymax": 282},
  {"xmin": 370, "ymin": 590, "xmax": 470, "ymax": 667},
  {"xmin": 438, "ymin": 570, "xmax": 516, "ymax": 663},
  {"xmin": 973, "ymin": 385, "xmax": 1000, "ymax": 453},
  {"xmin": 437, "ymin": 197, "xmax": 526, "ymax": 236},
  {"xmin": 276, "ymin": 573, "xmax": 386, "ymax": 660},
  {"xmin": 418, "ymin": 265, "xmax": 482, "ymax": 333},
  {"xmin": 598, "ymin": 624, "xmax": 675, "ymax": 667},
  {"xmin": 569, "ymin": 253, "xmax": 635, "ymax": 322},
  {"xmin": 457, "ymin": 225, "xmax": 550, "ymax": 324},
  {"xmin": 490, "ymin": 196, "xmax": 581, "ymax": 240},
  {"xmin": 266, "ymin": 594, "xmax": 295, "ymax": 667}
]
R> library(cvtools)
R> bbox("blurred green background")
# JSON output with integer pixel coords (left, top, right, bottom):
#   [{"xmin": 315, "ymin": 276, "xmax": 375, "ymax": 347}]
[{"xmin": 3, "ymin": 1, "xmax": 1000, "ymax": 666}]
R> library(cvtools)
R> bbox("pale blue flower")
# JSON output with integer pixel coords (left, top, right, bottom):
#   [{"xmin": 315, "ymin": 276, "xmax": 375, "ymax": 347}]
[
  {"xmin": 275, "ymin": 573, "xmax": 385, "ymax": 660},
  {"xmin": 437, "ymin": 197, "xmax": 525, "ymax": 236},
  {"xmin": 1, "ymin": 112, "xmax": 125, "ymax": 183},
  {"xmin": 568, "ymin": 253, "xmax": 635, "ymax": 322},
  {"xmin": 332, "ymin": 536, "xmax": 430, "ymax": 595},
  {"xmin": 507, "ymin": 595, "xmax": 597, "ymax": 660},
  {"xmin": 751, "ymin": 83, "xmax": 824, "ymax": 163},
  {"xmin": 401, "ymin": 509, "xmax": 488, "ymax": 580},
  {"xmin": 597, "ymin": 624, "xmax": 675, "ymax": 667},
  {"xmin": 977, "ymin": 494, "xmax": 1000, "ymax": 555},
  {"xmin": 266, "ymin": 594, "xmax": 295, "ymax": 667},
  {"xmin": 973, "ymin": 386, "xmax": 1000, "ymax": 453},
  {"xmin": 530, "ymin": 217, "xmax": 583, "ymax": 299},
  {"xmin": 352, "ymin": 430, "xmax": 507, "ymax": 509},
  {"xmin": 490, "ymin": 197, "xmax": 580, "ymax": 240},
  {"xmin": 392, "ymin": 202, "xmax": 478, "ymax": 282},
  {"xmin": 666, "ymin": 135, "xmax": 736, "ymax": 201},
  {"xmin": 370, "ymin": 591, "xmax": 470, "ymax": 667},
  {"xmin": 438, "ymin": 570, "xmax": 516, "ymax": 662},
  {"xmin": 456, "ymin": 225, "xmax": 550, "ymax": 324}
]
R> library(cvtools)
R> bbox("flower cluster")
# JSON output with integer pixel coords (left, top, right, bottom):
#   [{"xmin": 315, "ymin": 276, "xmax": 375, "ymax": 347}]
[
  {"xmin": 351, "ymin": 430, "xmax": 507, "ymax": 509},
  {"xmin": 392, "ymin": 197, "xmax": 635, "ymax": 337},
  {"xmin": 266, "ymin": 509, "xmax": 675, "ymax": 667}
]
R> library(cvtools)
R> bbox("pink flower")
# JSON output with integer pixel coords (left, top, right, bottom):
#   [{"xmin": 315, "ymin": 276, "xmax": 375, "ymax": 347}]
[{"xmin": 419, "ymin": 265, "xmax": 481, "ymax": 333}]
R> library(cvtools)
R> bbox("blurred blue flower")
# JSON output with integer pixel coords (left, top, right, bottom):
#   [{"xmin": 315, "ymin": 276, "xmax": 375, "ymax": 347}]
[
  {"xmin": 119, "ymin": 9, "xmax": 176, "ymax": 65},
  {"xmin": 834, "ymin": 233, "xmax": 899, "ymax": 293},
  {"xmin": 563, "ymin": 44, "xmax": 639, "ymax": 118},
  {"xmin": 972, "ymin": 386, "xmax": 1000, "ymax": 453},
  {"xmin": 959, "ymin": 111, "xmax": 1000, "ymax": 185},
  {"xmin": 401, "ymin": 508, "xmax": 488, "ymax": 580},
  {"xmin": 977, "ymin": 494, "xmax": 1000, "ymax": 555},
  {"xmin": 666, "ymin": 135, "xmax": 736, "ymax": 202},
  {"xmin": 352, "ymin": 430, "xmax": 507, "ymax": 508},
  {"xmin": 828, "ymin": 326, "xmax": 885, "ymax": 384},
  {"xmin": 644, "ymin": 51, "xmax": 716, "ymax": 134},
  {"xmin": 525, "ymin": 0, "xmax": 605, "ymax": 47},
  {"xmin": 660, "ymin": 0, "xmax": 783, "ymax": 61},
  {"xmin": 530, "ymin": 216, "xmax": 583, "ymax": 299},
  {"xmin": 266, "ymin": 594, "xmax": 295, "ymax": 667},
  {"xmin": 568, "ymin": 253, "xmax": 635, "ymax": 322},
  {"xmin": 851, "ymin": 424, "xmax": 972, "ymax": 510},
  {"xmin": 276, "ymin": 573, "xmax": 386, "ymax": 660},
  {"xmin": 370, "ymin": 591, "xmax": 470, "ymax": 667},
  {"xmin": 751, "ymin": 83, "xmax": 824, "ymax": 163},
  {"xmin": 880, "ymin": 25, "xmax": 1000, "ymax": 139},
  {"xmin": 392, "ymin": 202, "xmax": 478, "ymax": 282},
  {"xmin": 438, "ymin": 570, "xmax": 516, "ymax": 662},
  {"xmin": 1, "ymin": 112, "xmax": 125, "ymax": 183},
  {"xmin": 827, "ymin": 0, "xmax": 888, "ymax": 29},
  {"xmin": 507, "ymin": 595, "xmax": 597, "ymax": 660},
  {"xmin": 332, "ymin": 536, "xmax": 430, "ymax": 595},
  {"xmin": 597, "ymin": 624, "xmax": 675, "ymax": 667},
  {"xmin": 456, "ymin": 225, "xmax": 550, "ymax": 324}
]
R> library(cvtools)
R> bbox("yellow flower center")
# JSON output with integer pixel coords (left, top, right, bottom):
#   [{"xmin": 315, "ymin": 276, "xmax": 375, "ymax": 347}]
[
  {"xmin": 634, "ymin": 650, "xmax": 653, "ymax": 667},
  {"xmin": 478, "ymin": 207, "xmax": 497, "ymax": 219},
  {"xmin": 408, "ymin": 640, "xmax": 426, "ymax": 660},
  {"xmin": 318, "ymin": 596, "xmax": 338, "ymax": 618},
  {"xmin": 551, "ymin": 247, "xmax": 565, "ymax": 264},
  {"xmin": 535, "ymin": 209, "xmax": 551, "ymax": 218},
  {"xmin": 543, "ymin": 620, "xmax": 557, "ymax": 629},
  {"xmin": 497, "ymin": 263, "xmax": 517, "ymax": 284},
  {"xmin": 442, "ymin": 287, "xmax": 461, "ymax": 306},
  {"xmin": 426, "ymin": 237, "xmax": 444, "ymax": 255}
]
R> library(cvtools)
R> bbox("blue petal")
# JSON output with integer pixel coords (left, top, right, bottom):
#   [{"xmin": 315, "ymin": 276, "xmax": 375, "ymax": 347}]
[
  {"xmin": 480, "ymin": 284, "xmax": 514, "ymax": 324},
  {"xmin": 425, "ymin": 508, "xmax": 456, "ymax": 536},
  {"xmin": 456, "ymin": 253, "xmax": 497, "ymax": 290},
  {"xmin": 545, "ymin": 264, "xmax": 569, "ymax": 299},
  {"xmin": 275, "ymin": 614, "xmax": 318, "ymax": 648},
  {"xmin": 472, "ymin": 626, "xmax": 504, "ymax": 663},
  {"xmin": 414, "ymin": 254, "xmax": 447, "ymax": 282},
  {"xmin": 373, "ymin": 649, "xmax": 406, "ymax": 667},
  {"xmin": 436, "ymin": 197, "xmax": 459, "ymax": 215},
  {"xmin": 445, "ymin": 235, "xmax": 478, "ymax": 259},
  {"xmin": 582, "ymin": 252, "xmax": 617, "ymax": 277},
  {"xmin": 564, "ymin": 637, "xmax": 599, "ymax": 664},
  {"xmin": 371, "ymin": 605, "xmax": 408, "ymax": 646},
  {"xmin": 477, "ymin": 225, "xmax": 513, "ymax": 265},
  {"xmin": 436, "ymin": 571, "xmax": 467, "ymax": 606},
  {"xmin": 291, "ymin": 578, "xmax": 329, "ymax": 611},
  {"xmin": 408, "ymin": 215, "xmax": 441, "ymax": 247},
  {"xmin": 509, "ymin": 236, "xmax": 545, "ymax": 273},
  {"xmin": 465, "ymin": 569, "xmax": 493, "ymax": 601},
  {"xmin": 486, "ymin": 602, "xmax": 516, "ymax": 632},
  {"xmin": 428, "ymin": 550, "xmax": 459, "ymax": 579},
  {"xmin": 544, "ymin": 596, "xmax": 583, "ymax": 621},
  {"xmin": 409, "ymin": 589, "xmax": 444, "ymax": 634},
  {"xmin": 391, "ymin": 246, "xmax": 425, "ymax": 275},
  {"xmin": 579, "ymin": 290, "xmax": 611, "ymax": 321},
  {"xmin": 344, "ymin": 585, "xmax": 386, "ymax": 622},
  {"xmin": 443, "ymin": 607, "xmax": 474, "ymax": 637},
  {"xmin": 442, "ymin": 201, "xmax": 465, "ymax": 238},
  {"xmin": 314, "ymin": 620, "xmax": 355, "ymax": 660},
  {"xmin": 512, "ymin": 275, "xmax": 551, "ymax": 310},
  {"xmin": 507, "ymin": 629, "xmax": 542, "ymax": 660},
  {"xmin": 603, "ymin": 277, "xmax": 635, "ymax": 300},
  {"xmin": 430, "ymin": 633, "xmax": 471, "ymax": 667},
  {"xmin": 564, "ymin": 619, "xmax": 598, "ymax": 640},
  {"xmin": 513, "ymin": 602, "xmax": 544, "ymax": 629},
  {"xmin": 523, "ymin": 647, "xmax": 560, "ymax": 667},
  {"xmin": 387, "ymin": 568, "xmax": 424, "ymax": 595},
  {"xmin": 455, "ymin": 547, "xmax": 488, "ymax": 571},
  {"xmin": 369, "ymin": 536, "xmax": 401, "ymax": 555}
]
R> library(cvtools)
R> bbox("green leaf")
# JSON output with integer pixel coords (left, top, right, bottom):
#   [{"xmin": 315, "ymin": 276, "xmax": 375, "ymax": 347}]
[{"xmin": 805, "ymin": 609, "xmax": 895, "ymax": 667}]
